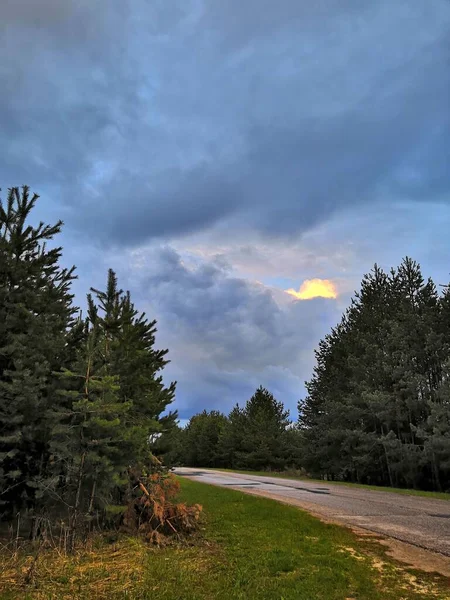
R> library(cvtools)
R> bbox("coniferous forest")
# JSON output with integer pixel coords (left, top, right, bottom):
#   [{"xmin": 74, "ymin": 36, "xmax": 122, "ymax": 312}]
[{"xmin": 169, "ymin": 264, "xmax": 450, "ymax": 493}]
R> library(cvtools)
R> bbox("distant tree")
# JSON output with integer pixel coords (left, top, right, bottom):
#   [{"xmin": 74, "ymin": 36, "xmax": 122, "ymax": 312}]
[
  {"xmin": 154, "ymin": 424, "xmax": 186, "ymax": 467},
  {"xmin": 183, "ymin": 389, "xmax": 295, "ymax": 471},
  {"xmin": 217, "ymin": 404, "xmax": 247, "ymax": 468},
  {"xmin": 283, "ymin": 425, "xmax": 304, "ymax": 469},
  {"xmin": 235, "ymin": 386, "xmax": 291, "ymax": 470},
  {"xmin": 184, "ymin": 411, "xmax": 228, "ymax": 468}
]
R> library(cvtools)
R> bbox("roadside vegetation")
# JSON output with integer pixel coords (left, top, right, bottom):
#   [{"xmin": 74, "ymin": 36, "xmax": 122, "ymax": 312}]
[{"xmin": 1, "ymin": 478, "xmax": 449, "ymax": 600}]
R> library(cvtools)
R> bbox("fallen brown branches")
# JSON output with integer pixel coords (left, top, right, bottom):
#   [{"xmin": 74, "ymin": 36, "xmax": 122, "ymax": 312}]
[{"xmin": 123, "ymin": 471, "xmax": 202, "ymax": 544}]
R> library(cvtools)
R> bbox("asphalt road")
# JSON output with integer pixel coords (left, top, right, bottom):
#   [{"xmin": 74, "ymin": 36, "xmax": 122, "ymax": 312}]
[{"xmin": 174, "ymin": 467, "xmax": 450, "ymax": 558}]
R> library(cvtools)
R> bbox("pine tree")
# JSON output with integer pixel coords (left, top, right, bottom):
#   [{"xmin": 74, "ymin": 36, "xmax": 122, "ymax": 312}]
[
  {"xmin": 299, "ymin": 321, "xmax": 354, "ymax": 478},
  {"xmin": 236, "ymin": 386, "xmax": 291, "ymax": 470},
  {"xmin": 0, "ymin": 186, "xmax": 76, "ymax": 517},
  {"xmin": 299, "ymin": 258, "xmax": 448, "ymax": 490},
  {"xmin": 419, "ymin": 283, "xmax": 450, "ymax": 491},
  {"xmin": 217, "ymin": 404, "xmax": 247, "ymax": 469},
  {"xmin": 47, "ymin": 268, "xmax": 178, "ymax": 540},
  {"xmin": 184, "ymin": 411, "xmax": 228, "ymax": 467},
  {"xmin": 89, "ymin": 271, "xmax": 177, "ymax": 470},
  {"xmin": 154, "ymin": 423, "xmax": 186, "ymax": 467},
  {"xmin": 49, "ymin": 315, "xmax": 130, "ymax": 546}
]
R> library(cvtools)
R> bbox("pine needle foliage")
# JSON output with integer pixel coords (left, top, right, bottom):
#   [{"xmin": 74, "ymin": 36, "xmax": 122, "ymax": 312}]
[
  {"xmin": 0, "ymin": 186, "xmax": 77, "ymax": 518},
  {"xmin": 299, "ymin": 258, "xmax": 450, "ymax": 491},
  {"xmin": 0, "ymin": 187, "xmax": 186, "ymax": 546}
]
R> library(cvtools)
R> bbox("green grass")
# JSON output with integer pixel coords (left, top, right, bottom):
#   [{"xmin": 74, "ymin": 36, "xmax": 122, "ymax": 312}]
[
  {"xmin": 212, "ymin": 468, "xmax": 450, "ymax": 500},
  {"xmin": 1, "ymin": 479, "xmax": 449, "ymax": 599}
]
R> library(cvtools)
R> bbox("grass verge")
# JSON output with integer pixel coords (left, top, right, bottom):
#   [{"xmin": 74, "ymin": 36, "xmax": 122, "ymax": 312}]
[
  {"xmin": 212, "ymin": 468, "xmax": 450, "ymax": 500},
  {"xmin": 1, "ymin": 478, "xmax": 449, "ymax": 599}
]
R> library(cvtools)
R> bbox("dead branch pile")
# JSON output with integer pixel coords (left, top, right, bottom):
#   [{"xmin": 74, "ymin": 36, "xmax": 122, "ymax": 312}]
[{"xmin": 122, "ymin": 471, "xmax": 202, "ymax": 544}]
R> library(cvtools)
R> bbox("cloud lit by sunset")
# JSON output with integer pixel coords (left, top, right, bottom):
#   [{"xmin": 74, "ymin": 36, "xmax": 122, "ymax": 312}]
[{"xmin": 285, "ymin": 279, "xmax": 337, "ymax": 300}]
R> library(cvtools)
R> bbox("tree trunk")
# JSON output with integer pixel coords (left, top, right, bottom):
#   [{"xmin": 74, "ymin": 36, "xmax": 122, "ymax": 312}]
[
  {"xmin": 382, "ymin": 443, "xmax": 394, "ymax": 488},
  {"xmin": 69, "ymin": 452, "xmax": 86, "ymax": 552},
  {"xmin": 431, "ymin": 451, "xmax": 442, "ymax": 492},
  {"xmin": 88, "ymin": 477, "xmax": 97, "ymax": 515}
]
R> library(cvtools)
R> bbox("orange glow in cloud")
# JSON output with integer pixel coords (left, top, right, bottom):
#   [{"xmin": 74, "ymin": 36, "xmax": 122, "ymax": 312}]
[{"xmin": 285, "ymin": 279, "xmax": 337, "ymax": 300}]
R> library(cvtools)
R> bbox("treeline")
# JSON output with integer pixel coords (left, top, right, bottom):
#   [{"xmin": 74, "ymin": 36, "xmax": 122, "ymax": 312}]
[
  {"xmin": 160, "ymin": 386, "xmax": 302, "ymax": 471},
  {"xmin": 0, "ymin": 187, "xmax": 178, "ymax": 544},
  {"xmin": 300, "ymin": 258, "xmax": 450, "ymax": 491},
  {"xmin": 167, "ymin": 258, "xmax": 450, "ymax": 493}
]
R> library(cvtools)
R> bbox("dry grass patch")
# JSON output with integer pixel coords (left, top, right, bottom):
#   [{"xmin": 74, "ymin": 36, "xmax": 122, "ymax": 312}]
[{"xmin": 0, "ymin": 536, "xmax": 150, "ymax": 600}]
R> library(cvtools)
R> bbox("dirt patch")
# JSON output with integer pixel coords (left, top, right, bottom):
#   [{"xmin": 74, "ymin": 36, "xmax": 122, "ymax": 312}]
[
  {"xmin": 233, "ymin": 486, "xmax": 450, "ymax": 579},
  {"xmin": 338, "ymin": 546, "xmax": 447, "ymax": 598},
  {"xmin": 377, "ymin": 538, "xmax": 450, "ymax": 579},
  {"xmin": 338, "ymin": 547, "xmax": 365, "ymax": 561}
]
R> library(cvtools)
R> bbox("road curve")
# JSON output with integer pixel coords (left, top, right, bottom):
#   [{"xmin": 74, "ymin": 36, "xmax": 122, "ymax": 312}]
[{"xmin": 174, "ymin": 467, "xmax": 450, "ymax": 559}]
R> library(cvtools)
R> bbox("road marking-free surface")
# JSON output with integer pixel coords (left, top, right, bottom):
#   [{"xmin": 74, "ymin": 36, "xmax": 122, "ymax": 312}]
[{"xmin": 175, "ymin": 468, "xmax": 450, "ymax": 561}]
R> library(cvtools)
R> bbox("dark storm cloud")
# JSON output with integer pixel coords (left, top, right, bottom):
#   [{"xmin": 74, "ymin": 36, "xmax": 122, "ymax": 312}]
[
  {"xmin": 1, "ymin": 0, "xmax": 449, "ymax": 244},
  {"xmin": 111, "ymin": 245, "xmax": 341, "ymax": 416},
  {"xmin": 132, "ymin": 246, "xmax": 333, "ymax": 371}
]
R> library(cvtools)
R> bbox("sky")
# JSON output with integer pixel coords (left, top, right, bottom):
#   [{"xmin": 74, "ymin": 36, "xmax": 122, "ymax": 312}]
[{"xmin": 1, "ymin": 0, "xmax": 450, "ymax": 424}]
